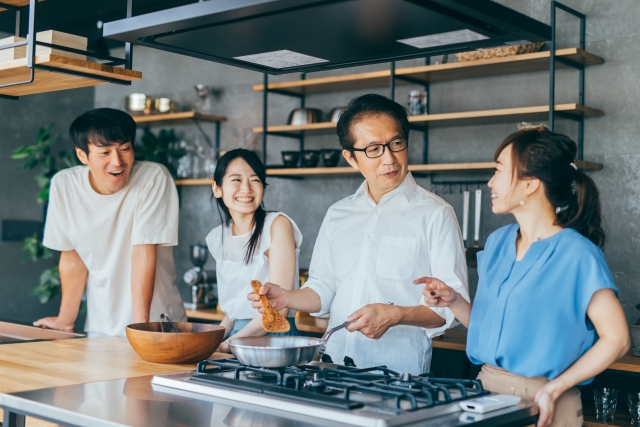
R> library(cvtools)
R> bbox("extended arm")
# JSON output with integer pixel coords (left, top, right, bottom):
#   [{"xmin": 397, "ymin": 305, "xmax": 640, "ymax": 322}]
[
  {"xmin": 415, "ymin": 277, "xmax": 472, "ymax": 328},
  {"xmin": 131, "ymin": 244, "xmax": 157, "ymax": 323},
  {"xmin": 33, "ymin": 250, "xmax": 87, "ymax": 330},
  {"xmin": 534, "ymin": 289, "xmax": 630, "ymax": 427}
]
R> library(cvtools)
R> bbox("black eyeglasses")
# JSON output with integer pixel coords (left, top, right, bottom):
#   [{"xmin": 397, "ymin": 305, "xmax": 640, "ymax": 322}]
[{"xmin": 351, "ymin": 138, "xmax": 408, "ymax": 159}]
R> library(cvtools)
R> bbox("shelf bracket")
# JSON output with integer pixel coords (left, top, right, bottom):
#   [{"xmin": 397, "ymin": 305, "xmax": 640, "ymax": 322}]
[
  {"xmin": 267, "ymin": 88, "xmax": 304, "ymax": 99},
  {"xmin": 0, "ymin": 93, "xmax": 19, "ymax": 100}
]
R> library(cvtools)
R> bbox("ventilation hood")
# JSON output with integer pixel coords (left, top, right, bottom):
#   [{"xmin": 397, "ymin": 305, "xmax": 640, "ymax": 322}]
[{"xmin": 103, "ymin": 0, "xmax": 551, "ymax": 75}]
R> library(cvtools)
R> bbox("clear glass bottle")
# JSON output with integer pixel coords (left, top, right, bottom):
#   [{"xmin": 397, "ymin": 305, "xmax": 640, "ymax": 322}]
[
  {"xmin": 203, "ymin": 147, "xmax": 217, "ymax": 179},
  {"xmin": 408, "ymin": 90, "xmax": 427, "ymax": 116},
  {"xmin": 176, "ymin": 140, "xmax": 192, "ymax": 179}
]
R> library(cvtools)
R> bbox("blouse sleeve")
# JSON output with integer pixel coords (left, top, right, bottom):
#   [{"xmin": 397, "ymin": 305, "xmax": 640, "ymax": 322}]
[{"xmin": 576, "ymin": 245, "xmax": 618, "ymax": 323}]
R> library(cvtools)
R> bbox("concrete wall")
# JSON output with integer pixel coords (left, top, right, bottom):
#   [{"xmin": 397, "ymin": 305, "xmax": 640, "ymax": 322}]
[
  {"xmin": 89, "ymin": 0, "xmax": 639, "ymax": 325},
  {"xmin": 0, "ymin": 85, "xmax": 94, "ymax": 327}
]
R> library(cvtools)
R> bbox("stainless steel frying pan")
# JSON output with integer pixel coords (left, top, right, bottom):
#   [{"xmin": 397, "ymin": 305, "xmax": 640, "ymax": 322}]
[{"xmin": 227, "ymin": 320, "xmax": 352, "ymax": 367}]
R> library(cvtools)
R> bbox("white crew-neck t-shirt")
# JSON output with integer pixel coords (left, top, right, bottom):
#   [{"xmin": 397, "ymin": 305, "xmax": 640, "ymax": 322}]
[
  {"xmin": 206, "ymin": 212, "xmax": 302, "ymax": 321},
  {"xmin": 43, "ymin": 161, "xmax": 186, "ymax": 336}
]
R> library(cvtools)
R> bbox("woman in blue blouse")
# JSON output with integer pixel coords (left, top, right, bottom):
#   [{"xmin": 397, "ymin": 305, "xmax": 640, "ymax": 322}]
[{"xmin": 416, "ymin": 128, "xmax": 630, "ymax": 427}]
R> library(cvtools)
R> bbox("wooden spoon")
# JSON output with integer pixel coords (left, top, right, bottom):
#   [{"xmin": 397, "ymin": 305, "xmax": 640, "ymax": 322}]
[{"xmin": 251, "ymin": 280, "xmax": 290, "ymax": 333}]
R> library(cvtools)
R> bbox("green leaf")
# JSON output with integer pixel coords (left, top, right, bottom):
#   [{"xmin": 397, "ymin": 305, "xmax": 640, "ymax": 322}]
[{"xmin": 36, "ymin": 187, "xmax": 50, "ymax": 204}]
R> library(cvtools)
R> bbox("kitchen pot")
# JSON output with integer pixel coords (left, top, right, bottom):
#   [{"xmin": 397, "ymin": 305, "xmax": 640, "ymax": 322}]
[
  {"xmin": 329, "ymin": 106, "xmax": 347, "ymax": 123},
  {"xmin": 281, "ymin": 150, "xmax": 300, "ymax": 168},
  {"xmin": 287, "ymin": 108, "xmax": 323, "ymax": 126},
  {"xmin": 321, "ymin": 149, "xmax": 341, "ymax": 167},
  {"xmin": 302, "ymin": 150, "xmax": 320, "ymax": 168},
  {"xmin": 228, "ymin": 320, "xmax": 352, "ymax": 367},
  {"xmin": 125, "ymin": 93, "xmax": 154, "ymax": 116}
]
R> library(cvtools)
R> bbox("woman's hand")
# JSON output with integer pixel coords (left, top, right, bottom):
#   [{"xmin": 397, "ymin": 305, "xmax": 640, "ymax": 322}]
[
  {"xmin": 247, "ymin": 282, "xmax": 289, "ymax": 312},
  {"xmin": 217, "ymin": 341, "xmax": 231, "ymax": 353},
  {"xmin": 413, "ymin": 277, "xmax": 459, "ymax": 307},
  {"xmin": 534, "ymin": 380, "xmax": 564, "ymax": 427}
]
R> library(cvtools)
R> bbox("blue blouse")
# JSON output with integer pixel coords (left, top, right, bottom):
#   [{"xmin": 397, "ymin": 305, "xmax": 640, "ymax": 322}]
[{"xmin": 466, "ymin": 224, "xmax": 617, "ymax": 384}]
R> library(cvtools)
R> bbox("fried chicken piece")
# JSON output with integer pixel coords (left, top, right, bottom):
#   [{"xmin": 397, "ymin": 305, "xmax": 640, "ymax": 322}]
[{"xmin": 251, "ymin": 280, "xmax": 290, "ymax": 333}]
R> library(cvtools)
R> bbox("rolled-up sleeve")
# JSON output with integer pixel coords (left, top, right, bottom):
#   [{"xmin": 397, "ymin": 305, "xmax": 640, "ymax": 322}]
[
  {"xmin": 421, "ymin": 205, "xmax": 470, "ymax": 337},
  {"xmin": 303, "ymin": 216, "xmax": 336, "ymax": 317}
]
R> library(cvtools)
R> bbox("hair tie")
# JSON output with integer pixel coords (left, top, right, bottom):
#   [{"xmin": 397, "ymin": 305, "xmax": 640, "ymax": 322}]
[{"xmin": 570, "ymin": 162, "xmax": 578, "ymax": 170}]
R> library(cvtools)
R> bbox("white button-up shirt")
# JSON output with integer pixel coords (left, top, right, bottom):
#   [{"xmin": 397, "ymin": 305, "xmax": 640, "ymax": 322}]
[{"xmin": 305, "ymin": 172, "xmax": 469, "ymax": 374}]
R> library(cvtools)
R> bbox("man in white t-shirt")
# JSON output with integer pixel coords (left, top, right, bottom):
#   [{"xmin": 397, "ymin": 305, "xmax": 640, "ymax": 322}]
[
  {"xmin": 250, "ymin": 94, "xmax": 469, "ymax": 374},
  {"xmin": 33, "ymin": 108, "xmax": 186, "ymax": 336}
]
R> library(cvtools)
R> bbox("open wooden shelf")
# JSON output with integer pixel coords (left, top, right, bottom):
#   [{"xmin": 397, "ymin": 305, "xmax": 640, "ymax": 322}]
[
  {"xmin": 0, "ymin": 0, "xmax": 43, "ymax": 13},
  {"xmin": 0, "ymin": 54, "xmax": 141, "ymax": 96},
  {"xmin": 253, "ymin": 49, "xmax": 603, "ymax": 95},
  {"xmin": 174, "ymin": 160, "xmax": 601, "ymax": 184},
  {"xmin": 132, "ymin": 111, "xmax": 227, "ymax": 124},
  {"xmin": 252, "ymin": 104, "xmax": 604, "ymax": 134}
]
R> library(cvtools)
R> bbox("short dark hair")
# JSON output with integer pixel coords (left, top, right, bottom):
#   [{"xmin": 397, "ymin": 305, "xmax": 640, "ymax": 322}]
[
  {"xmin": 336, "ymin": 94, "xmax": 409, "ymax": 152},
  {"xmin": 69, "ymin": 108, "xmax": 136, "ymax": 155}
]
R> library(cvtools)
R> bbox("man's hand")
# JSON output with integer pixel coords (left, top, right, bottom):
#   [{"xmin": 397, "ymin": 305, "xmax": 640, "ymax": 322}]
[
  {"xmin": 414, "ymin": 277, "xmax": 459, "ymax": 308},
  {"xmin": 346, "ymin": 304, "xmax": 399, "ymax": 340},
  {"xmin": 33, "ymin": 316, "xmax": 74, "ymax": 331},
  {"xmin": 248, "ymin": 282, "xmax": 289, "ymax": 312}
]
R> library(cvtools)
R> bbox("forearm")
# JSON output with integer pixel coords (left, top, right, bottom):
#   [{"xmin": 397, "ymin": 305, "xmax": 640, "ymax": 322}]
[
  {"xmin": 448, "ymin": 296, "xmax": 472, "ymax": 328},
  {"xmin": 219, "ymin": 315, "xmax": 235, "ymax": 340},
  {"xmin": 131, "ymin": 245, "xmax": 157, "ymax": 323},
  {"xmin": 546, "ymin": 337, "xmax": 628, "ymax": 399},
  {"xmin": 393, "ymin": 305, "xmax": 446, "ymax": 328},
  {"xmin": 228, "ymin": 314, "xmax": 269, "ymax": 339},
  {"xmin": 58, "ymin": 252, "xmax": 88, "ymax": 324},
  {"xmin": 284, "ymin": 287, "xmax": 322, "ymax": 313}
]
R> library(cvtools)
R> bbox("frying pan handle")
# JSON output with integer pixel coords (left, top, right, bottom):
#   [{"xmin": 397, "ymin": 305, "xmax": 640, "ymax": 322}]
[{"xmin": 318, "ymin": 320, "xmax": 355, "ymax": 359}]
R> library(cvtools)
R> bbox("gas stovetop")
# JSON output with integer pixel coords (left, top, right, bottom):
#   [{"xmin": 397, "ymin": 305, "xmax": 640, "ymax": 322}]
[{"xmin": 151, "ymin": 357, "xmax": 492, "ymax": 427}]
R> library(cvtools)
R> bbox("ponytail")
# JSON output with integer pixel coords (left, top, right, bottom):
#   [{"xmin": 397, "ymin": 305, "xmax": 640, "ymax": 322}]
[
  {"xmin": 556, "ymin": 172, "xmax": 605, "ymax": 248},
  {"xmin": 495, "ymin": 128, "xmax": 606, "ymax": 248}
]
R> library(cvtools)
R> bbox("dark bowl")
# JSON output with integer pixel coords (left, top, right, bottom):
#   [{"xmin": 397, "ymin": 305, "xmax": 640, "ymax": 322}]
[
  {"xmin": 321, "ymin": 149, "xmax": 341, "ymax": 167},
  {"xmin": 302, "ymin": 150, "xmax": 320, "ymax": 168},
  {"xmin": 281, "ymin": 151, "xmax": 300, "ymax": 168}
]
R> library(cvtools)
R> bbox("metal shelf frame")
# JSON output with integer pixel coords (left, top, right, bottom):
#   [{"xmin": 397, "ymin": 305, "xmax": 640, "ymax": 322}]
[
  {"xmin": 0, "ymin": 0, "xmax": 135, "ymax": 101},
  {"xmin": 259, "ymin": 1, "xmax": 592, "ymax": 181}
]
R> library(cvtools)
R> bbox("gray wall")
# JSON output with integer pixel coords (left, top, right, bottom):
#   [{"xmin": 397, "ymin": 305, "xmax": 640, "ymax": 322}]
[
  {"xmin": 89, "ymin": 0, "xmax": 638, "ymax": 326},
  {"xmin": 0, "ymin": 85, "xmax": 94, "ymax": 327}
]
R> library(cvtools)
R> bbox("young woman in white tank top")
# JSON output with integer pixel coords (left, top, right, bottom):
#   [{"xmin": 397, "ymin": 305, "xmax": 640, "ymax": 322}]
[{"xmin": 206, "ymin": 149, "xmax": 302, "ymax": 353}]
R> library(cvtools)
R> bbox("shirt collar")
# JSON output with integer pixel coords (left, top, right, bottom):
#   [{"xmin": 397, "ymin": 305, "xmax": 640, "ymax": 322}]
[{"xmin": 351, "ymin": 171, "xmax": 417, "ymax": 205}]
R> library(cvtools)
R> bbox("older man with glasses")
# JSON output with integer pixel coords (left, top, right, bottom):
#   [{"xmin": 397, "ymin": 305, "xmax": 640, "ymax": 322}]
[{"xmin": 249, "ymin": 94, "xmax": 469, "ymax": 375}]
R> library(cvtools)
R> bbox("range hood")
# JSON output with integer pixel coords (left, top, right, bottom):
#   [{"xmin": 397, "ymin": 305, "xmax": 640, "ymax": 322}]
[{"xmin": 103, "ymin": 0, "xmax": 551, "ymax": 75}]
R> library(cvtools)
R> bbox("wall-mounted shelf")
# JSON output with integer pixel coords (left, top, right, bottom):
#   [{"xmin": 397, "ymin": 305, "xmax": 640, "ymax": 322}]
[
  {"xmin": 253, "ymin": 49, "xmax": 603, "ymax": 95},
  {"xmin": 132, "ymin": 111, "xmax": 226, "ymax": 124},
  {"xmin": 174, "ymin": 160, "xmax": 601, "ymax": 184},
  {"xmin": 253, "ymin": 104, "xmax": 603, "ymax": 135},
  {"xmin": 0, "ymin": 54, "xmax": 141, "ymax": 97}
]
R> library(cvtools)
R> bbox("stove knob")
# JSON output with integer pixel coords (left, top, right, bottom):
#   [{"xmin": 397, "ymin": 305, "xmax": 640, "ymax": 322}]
[
  {"xmin": 321, "ymin": 354, "xmax": 334, "ymax": 364},
  {"xmin": 343, "ymin": 356, "xmax": 356, "ymax": 367}
]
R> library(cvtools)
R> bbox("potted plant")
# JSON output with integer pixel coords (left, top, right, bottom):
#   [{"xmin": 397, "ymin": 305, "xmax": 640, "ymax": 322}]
[{"xmin": 631, "ymin": 304, "xmax": 640, "ymax": 357}]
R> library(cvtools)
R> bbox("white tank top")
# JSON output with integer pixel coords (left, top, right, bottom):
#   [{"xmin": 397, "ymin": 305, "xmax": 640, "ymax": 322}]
[{"xmin": 206, "ymin": 212, "xmax": 303, "ymax": 320}]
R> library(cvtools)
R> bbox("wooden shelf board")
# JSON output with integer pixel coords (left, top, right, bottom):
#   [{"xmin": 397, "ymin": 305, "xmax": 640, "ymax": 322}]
[
  {"xmin": 0, "ymin": 0, "xmax": 44, "ymax": 13},
  {"xmin": 253, "ymin": 104, "xmax": 603, "ymax": 134},
  {"xmin": 608, "ymin": 351, "xmax": 640, "ymax": 373},
  {"xmin": 175, "ymin": 160, "xmax": 601, "ymax": 184},
  {"xmin": 253, "ymin": 49, "xmax": 603, "ymax": 95},
  {"xmin": 0, "ymin": 54, "xmax": 142, "ymax": 96},
  {"xmin": 133, "ymin": 111, "xmax": 227, "ymax": 124}
]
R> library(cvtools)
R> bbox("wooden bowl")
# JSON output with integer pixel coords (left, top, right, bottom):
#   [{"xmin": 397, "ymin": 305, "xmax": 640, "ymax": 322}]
[{"xmin": 126, "ymin": 322, "xmax": 225, "ymax": 364}]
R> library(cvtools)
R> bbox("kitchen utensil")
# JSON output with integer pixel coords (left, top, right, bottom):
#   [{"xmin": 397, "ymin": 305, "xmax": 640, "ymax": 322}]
[
  {"xmin": 594, "ymin": 388, "xmax": 618, "ymax": 422},
  {"xmin": 302, "ymin": 150, "xmax": 320, "ymax": 168},
  {"xmin": 466, "ymin": 189, "xmax": 483, "ymax": 268},
  {"xmin": 250, "ymin": 280, "xmax": 290, "ymax": 333},
  {"xmin": 126, "ymin": 321, "xmax": 224, "ymax": 363},
  {"xmin": 462, "ymin": 190, "xmax": 470, "ymax": 247},
  {"xmin": 321, "ymin": 149, "xmax": 341, "ymax": 167},
  {"xmin": 281, "ymin": 151, "xmax": 300, "ymax": 168},
  {"xmin": 227, "ymin": 320, "xmax": 354, "ymax": 367},
  {"xmin": 125, "ymin": 93, "xmax": 154, "ymax": 116},
  {"xmin": 160, "ymin": 313, "xmax": 180, "ymax": 333},
  {"xmin": 629, "ymin": 393, "xmax": 640, "ymax": 426},
  {"xmin": 287, "ymin": 108, "xmax": 323, "ymax": 126},
  {"xmin": 328, "ymin": 106, "xmax": 347, "ymax": 123},
  {"xmin": 153, "ymin": 97, "xmax": 178, "ymax": 114}
]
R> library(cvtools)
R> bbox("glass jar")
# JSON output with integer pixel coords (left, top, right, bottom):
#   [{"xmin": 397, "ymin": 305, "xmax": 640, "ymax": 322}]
[{"xmin": 408, "ymin": 90, "xmax": 427, "ymax": 116}]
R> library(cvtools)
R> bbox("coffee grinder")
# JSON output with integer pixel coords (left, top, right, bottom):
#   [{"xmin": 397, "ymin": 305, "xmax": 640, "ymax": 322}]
[{"xmin": 183, "ymin": 244, "xmax": 217, "ymax": 311}]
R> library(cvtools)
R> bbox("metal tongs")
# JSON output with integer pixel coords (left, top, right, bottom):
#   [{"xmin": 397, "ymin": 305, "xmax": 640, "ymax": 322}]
[
  {"xmin": 317, "ymin": 320, "xmax": 355, "ymax": 358},
  {"xmin": 160, "ymin": 313, "xmax": 180, "ymax": 333}
]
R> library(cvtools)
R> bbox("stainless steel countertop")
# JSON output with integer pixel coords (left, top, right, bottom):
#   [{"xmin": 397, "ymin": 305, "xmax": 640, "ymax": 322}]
[{"xmin": 0, "ymin": 374, "xmax": 538, "ymax": 427}]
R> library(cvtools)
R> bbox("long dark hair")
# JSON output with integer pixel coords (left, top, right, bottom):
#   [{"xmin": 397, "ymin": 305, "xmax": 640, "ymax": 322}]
[
  {"xmin": 495, "ymin": 128, "xmax": 605, "ymax": 248},
  {"xmin": 213, "ymin": 149, "xmax": 268, "ymax": 264}
]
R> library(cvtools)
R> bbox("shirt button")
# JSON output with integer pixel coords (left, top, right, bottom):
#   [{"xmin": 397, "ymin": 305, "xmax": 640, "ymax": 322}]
[
  {"xmin": 356, "ymin": 290, "xmax": 361, "ymax": 295},
  {"xmin": 374, "ymin": 210, "xmax": 379, "ymax": 215},
  {"xmin": 367, "ymin": 235, "xmax": 372, "ymax": 240},
  {"xmin": 361, "ymin": 261, "xmax": 366, "ymax": 266}
]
